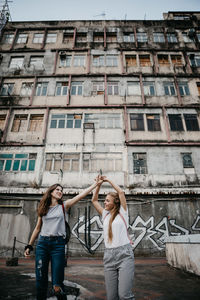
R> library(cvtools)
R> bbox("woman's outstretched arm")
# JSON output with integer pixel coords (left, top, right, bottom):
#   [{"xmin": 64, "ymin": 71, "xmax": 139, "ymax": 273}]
[{"xmin": 91, "ymin": 178, "xmax": 103, "ymax": 215}]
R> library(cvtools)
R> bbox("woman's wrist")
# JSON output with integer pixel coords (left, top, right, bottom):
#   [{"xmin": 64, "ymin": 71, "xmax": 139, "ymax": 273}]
[{"xmin": 24, "ymin": 244, "xmax": 33, "ymax": 251}]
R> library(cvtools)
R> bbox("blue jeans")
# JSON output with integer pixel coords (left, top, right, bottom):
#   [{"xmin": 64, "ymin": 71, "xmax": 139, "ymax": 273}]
[{"xmin": 35, "ymin": 235, "xmax": 65, "ymax": 300}]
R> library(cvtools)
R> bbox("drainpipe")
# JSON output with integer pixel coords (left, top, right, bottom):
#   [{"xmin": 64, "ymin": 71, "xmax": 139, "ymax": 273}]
[
  {"xmin": 29, "ymin": 76, "xmax": 37, "ymax": 106},
  {"xmin": 73, "ymin": 28, "xmax": 77, "ymax": 49},
  {"xmin": 123, "ymin": 105, "xmax": 129, "ymax": 143},
  {"xmin": 52, "ymin": 50, "xmax": 59, "ymax": 75},
  {"xmin": 139, "ymin": 74, "xmax": 145, "ymax": 105},
  {"xmin": 104, "ymin": 74, "xmax": 108, "ymax": 105},
  {"xmin": 42, "ymin": 107, "xmax": 50, "ymax": 144},
  {"xmin": 67, "ymin": 75, "xmax": 72, "ymax": 106},
  {"xmin": 162, "ymin": 106, "xmax": 171, "ymax": 143},
  {"xmin": 2, "ymin": 107, "xmax": 12, "ymax": 143},
  {"xmin": 174, "ymin": 75, "xmax": 183, "ymax": 106}
]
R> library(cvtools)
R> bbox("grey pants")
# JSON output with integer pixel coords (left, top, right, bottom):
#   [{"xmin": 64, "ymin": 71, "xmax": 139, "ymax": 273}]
[{"xmin": 103, "ymin": 243, "xmax": 135, "ymax": 300}]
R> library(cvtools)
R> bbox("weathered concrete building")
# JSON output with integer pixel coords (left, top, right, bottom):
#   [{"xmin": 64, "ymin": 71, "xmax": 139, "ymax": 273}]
[{"xmin": 0, "ymin": 11, "xmax": 200, "ymax": 257}]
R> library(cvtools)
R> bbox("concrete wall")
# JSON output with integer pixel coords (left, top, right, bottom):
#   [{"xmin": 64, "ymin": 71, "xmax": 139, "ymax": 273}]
[{"xmin": 165, "ymin": 234, "xmax": 200, "ymax": 276}]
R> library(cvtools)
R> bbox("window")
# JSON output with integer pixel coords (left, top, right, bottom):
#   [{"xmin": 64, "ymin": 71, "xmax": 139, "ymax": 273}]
[
  {"xmin": 63, "ymin": 33, "xmax": 73, "ymax": 44},
  {"xmin": 153, "ymin": 33, "xmax": 165, "ymax": 43},
  {"xmin": 11, "ymin": 115, "xmax": 28, "ymax": 132},
  {"xmin": 3, "ymin": 33, "xmax": 14, "ymax": 44},
  {"xmin": 147, "ymin": 114, "xmax": 161, "ymax": 131},
  {"xmin": 93, "ymin": 32, "xmax": 104, "ymax": 42},
  {"xmin": 107, "ymin": 82, "xmax": 119, "ymax": 95},
  {"xmin": 76, "ymin": 33, "xmax": 87, "ymax": 43},
  {"xmin": 29, "ymin": 56, "xmax": 44, "ymax": 69},
  {"xmin": 139, "ymin": 55, "xmax": 151, "ymax": 67},
  {"xmin": 9, "ymin": 57, "xmax": 24, "ymax": 69},
  {"xmin": 189, "ymin": 54, "xmax": 200, "ymax": 67},
  {"xmin": 55, "ymin": 82, "xmax": 68, "ymax": 96},
  {"xmin": 137, "ymin": 33, "xmax": 148, "ymax": 42},
  {"xmin": 123, "ymin": 33, "xmax": 134, "ymax": 43},
  {"xmin": 182, "ymin": 153, "xmax": 193, "ymax": 168},
  {"xmin": 83, "ymin": 153, "xmax": 122, "ymax": 172},
  {"xmin": 167, "ymin": 33, "xmax": 178, "ymax": 43},
  {"xmin": 130, "ymin": 114, "xmax": 144, "ymax": 131},
  {"xmin": 197, "ymin": 82, "xmax": 200, "ymax": 95},
  {"xmin": 133, "ymin": 153, "xmax": 147, "ymax": 174},
  {"xmin": 92, "ymin": 82, "xmax": 104, "ymax": 95},
  {"xmin": 20, "ymin": 82, "xmax": 33, "ymax": 96},
  {"xmin": 107, "ymin": 33, "xmax": 117, "ymax": 43},
  {"xmin": 28, "ymin": 115, "xmax": 44, "ymax": 132},
  {"xmin": 174, "ymin": 15, "xmax": 190, "ymax": 20},
  {"xmin": 106, "ymin": 55, "xmax": 118, "ymax": 67},
  {"xmin": 50, "ymin": 114, "xmax": 82, "ymax": 129},
  {"xmin": 168, "ymin": 114, "xmax": 184, "ymax": 131},
  {"xmin": 46, "ymin": 33, "xmax": 57, "ymax": 43},
  {"xmin": 71, "ymin": 82, "xmax": 83, "ymax": 95},
  {"xmin": 178, "ymin": 82, "xmax": 190, "ymax": 96},
  {"xmin": 33, "ymin": 33, "xmax": 44, "ymax": 43},
  {"xmin": 182, "ymin": 33, "xmax": 193, "ymax": 43},
  {"xmin": 127, "ymin": 82, "xmax": 141, "ymax": 95},
  {"xmin": 163, "ymin": 82, "xmax": 176, "ymax": 96},
  {"xmin": 171, "ymin": 55, "xmax": 183, "ymax": 66},
  {"xmin": 0, "ymin": 153, "xmax": 36, "ymax": 172},
  {"xmin": 143, "ymin": 82, "xmax": 155, "ymax": 96},
  {"xmin": 45, "ymin": 153, "xmax": 80, "ymax": 172},
  {"xmin": 16, "ymin": 33, "xmax": 28, "ymax": 44},
  {"xmin": 158, "ymin": 55, "xmax": 170, "ymax": 66},
  {"xmin": 60, "ymin": 55, "xmax": 71, "ymax": 67},
  {"xmin": 35, "ymin": 82, "xmax": 48, "ymax": 96},
  {"xmin": 73, "ymin": 55, "xmax": 86, "ymax": 67},
  {"xmin": 0, "ymin": 115, "xmax": 6, "ymax": 130},
  {"xmin": 0, "ymin": 83, "xmax": 14, "ymax": 96},
  {"xmin": 184, "ymin": 114, "xmax": 199, "ymax": 131},
  {"xmin": 93, "ymin": 55, "xmax": 104, "ymax": 67},
  {"xmin": 126, "ymin": 55, "xmax": 137, "ymax": 67},
  {"xmin": 84, "ymin": 113, "xmax": 121, "ymax": 129}
]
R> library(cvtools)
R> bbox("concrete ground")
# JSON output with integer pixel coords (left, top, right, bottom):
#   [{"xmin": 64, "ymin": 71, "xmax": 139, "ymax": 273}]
[{"xmin": 0, "ymin": 256, "xmax": 200, "ymax": 300}]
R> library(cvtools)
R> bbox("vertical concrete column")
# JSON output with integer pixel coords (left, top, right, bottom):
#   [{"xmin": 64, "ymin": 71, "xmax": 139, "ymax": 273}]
[
  {"xmin": 2, "ymin": 107, "xmax": 12, "ymax": 143},
  {"xmin": 174, "ymin": 75, "xmax": 183, "ymax": 106},
  {"xmin": 52, "ymin": 50, "xmax": 59, "ymax": 75},
  {"xmin": 120, "ymin": 50, "xmax": 125, "ymax": 74},
  {"xmin": 104, "ymin": 74, "xmax": 108, "ymax": 105},
  {"xmin": 152, "ymin": 51, "xmax": 159, "ymax": 74},
  {"xmin": 29, "ymin": 76, "xmax": 37, "ymax": 106},
  {"xmin": 10, "ymin": 28, "xmax": 18, "ymax": 50},
  {"xmin": 139, "ymin": 74, "xmax": 145, "ymax": 105},
  {"xmin": 183, "ymin": 52, "xmax": 193, "ymax": 74},
  {"xmin": 67, "ymin": 75, "xmax": 72, "ymax": 106},
  {"xmin": 42, "ymin": 107, "xmax": 50, "ymax": 144},
  {"xmin": 73, "ymin": 28, "xmax": 77, "ymax": 49},
  {"xmin": 41, "ymin": 28, "xmax": 47, "ymax": 49},
  {"xmin": 123, "ymin": 105, "xmax": 129, "ymax": 143},
  {"xmin": 162, "ymin": 106, "xmax": 171, "ymax": 143},
  {"xmin": 87, "ymin": 49, "xmax": 91, "ymax": 74},
  {"xmin": 163, "ymin": 28, "xmax": 169, "ymax": 48},
  {"xmin": 104, "ymin": 27, "xmax": 107, "ymax": 49},
  {"xmin": 133, "ymin": 27, "xmax": 138, "ymax": 48}
]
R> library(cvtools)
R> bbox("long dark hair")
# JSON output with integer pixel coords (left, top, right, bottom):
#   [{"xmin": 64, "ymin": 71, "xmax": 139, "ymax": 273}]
[
  {"xmin": 107, "ymin": 192, "xmax": 120, "ymax": 243},
  {"xmin": 37, "ymin": 183, "xmax": 63, "ymax": 217}
]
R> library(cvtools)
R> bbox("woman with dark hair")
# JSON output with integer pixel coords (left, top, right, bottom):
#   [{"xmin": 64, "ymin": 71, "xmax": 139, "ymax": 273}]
[
  {"xmin": 24, "ymin": 180, "xmax": 101, "ymax": 300},
  {"xmin": 92, "ymin": 176, "xmax": 135, "ymax": 300}
]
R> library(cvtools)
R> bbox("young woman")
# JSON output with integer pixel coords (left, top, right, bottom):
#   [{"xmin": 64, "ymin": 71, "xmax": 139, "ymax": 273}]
[
  {"xmin": 92, "ymin": 176, "xmax": 135, "ymax": 300},
  {"xmin": 24, "ymin": 180, "xmax": 101, "ymax": 300}
]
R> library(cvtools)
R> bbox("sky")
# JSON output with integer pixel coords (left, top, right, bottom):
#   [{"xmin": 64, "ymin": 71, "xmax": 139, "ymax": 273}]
[{"xmin": 7, "ymin": 0, "xmax": 200, "ymax": 21}]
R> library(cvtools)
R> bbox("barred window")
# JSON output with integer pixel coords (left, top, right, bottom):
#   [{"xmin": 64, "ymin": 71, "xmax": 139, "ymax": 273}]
[{"xmin": 133, "ymin": 153, "xmax": 147, "ymax": 174}]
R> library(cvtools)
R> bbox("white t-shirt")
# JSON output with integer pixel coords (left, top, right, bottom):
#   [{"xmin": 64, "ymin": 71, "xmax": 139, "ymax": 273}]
[{"xmin": 102, "ymin": 206, "xmax": 130, "ymax": 248}]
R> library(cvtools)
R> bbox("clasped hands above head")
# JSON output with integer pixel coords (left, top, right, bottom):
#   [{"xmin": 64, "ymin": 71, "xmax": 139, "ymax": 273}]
[{"xmin": 95, "ymin": 175, "xmax": 108, "ymax": 185}]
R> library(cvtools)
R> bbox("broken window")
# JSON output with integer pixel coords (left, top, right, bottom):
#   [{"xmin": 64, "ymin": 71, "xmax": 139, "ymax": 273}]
[
  {"xmin": 11, "ymin": 115, "xmax": 28, "ymax": 132},
  {"xmin": 73, "ymin": 55, "xmax": 86, "ymax": 67},
  {"xmin": 0, "ymin": 115, "xmax": 6, "ymax": 130},
  {"xmin": 28, "ymin": 115, "xmax": 44, "ymax": 132},
  {"xmin": 92, "ymin": 82, "xmax": 104, "ymax": 95},
  {"xmin": 50, "ymin": 114, "xmax": 82, "ymax": 129},
  {"xmin": 29, "ymin": 56, "xmax": 44, "ymax": 69},
  {"xmin": 45, "ymin": 153, "xmax": 80, "ymax": 172},
  {"xmin": 167, "ymin": 33, "xmax": 178, "ymax": 43},
  {"xmin": 178, "ymin": 82, "xmax": 190, "ymax": 96},
  {"xmin": 0, "ymin": 83, "xmax": 14, "ymax": 96},
  {"xmin": 59, "ymin": 55, "xmax": 72, "ymax": 67},
  {"xmin": 125, "ymin": 55, "xmax": 137, "ymax": 67},
  {"xmin": 92, "ymin": 55, "xmax": 104, "ymax": 67},
  {"xmin": 20, "ymin": 82, "xmax": 33, "ymax": 97},
  {"xmin": 147, "ymin": 114, "xmax": 161, "ymax": 131},
  {"xmin": 16, "ymin": 33, "xmax": 28, "ymax": 44},
  {"xmin": 127, "ymin": 82, "xmax": 141, "ymax": 95},
  {"xmin": 71, "ymin": 82, "xmax": 83, "ymax": 95},
  {"xmin": 158, "ymin": 54, "xmax": 170, "ymax": 66},
  {"xmin": 184, "ymin": 114, "xmax": 199, "ymax": 131},
  {"xmin": 163, "ymin": 82, "xmax": 176, "ymax": 96},
  {"xmin": 46, "ymin": 33, "xmax": 57, "ymax": 43},
  {"xmin": 143, "ymin": 82, "xmax": 155, "ymax": 96},
  {"xmin": 130, "ymin": 114, "xmax": 144, "ymax": 131},
  {"xmin": 0, "ymin": 153, "xmax": 36, "ymax": 172},
  {"xmin": 153, "ymin": 33, "xmax": 165, "ymax": 43},
  {"xmin": 171, "ymin": 55, "xmax": 183, "ymax": 66},
  {"xmin": 35, "ymin": 82, "xmax": 48, "ymax": 96},
  {"xmin": 137, "ymin": 32, "xmax": 148, "ymax": 43},
  {"xmin": 182, "ymin": 153, "xmax": 194, "ymax": 168},
  {"xmin": 33, "ymin": 33, "xmax": 44, "ymax": 43},
  {"xmin": 139, "ymin": 55, "xmax": 151, "ymax": 67},
  {"xmin": 133, "ymin": 153, "xmax": 147, "ymax": 174},
  {"xmin": 9, "ymin": 57, "xmax": 24, "ymax": 69},
  {"xmin": 83, "ymin": 152, "xmax": 122, "ymax": 172},
  {"xmin": 106, "ymin": 55, "xmax": 118, "ymax": 67},
  {"xmin": 84, "ymin": 113, "xmax": 121, "ymax": 129},
  {"xmin": 168, "ymin": 114, "xmax": 184, "ymax": 131},
  {"xmin": 107, "ymin": 82, "xmax": 119, "ymax": 95},
  {"xmin": 123, "ymin": 33, "xmax": 134, "ymax": 43},
  {"xmin": 55, "ymin": 82, "xmax": 68, "ymax": 96},
  {"xmin": 106, "ymin": 33, "xmax": 117, "ymax": 43},
  {"xmin": 3, "ymin": 33, "xmax": 14, "ymax": 44}
]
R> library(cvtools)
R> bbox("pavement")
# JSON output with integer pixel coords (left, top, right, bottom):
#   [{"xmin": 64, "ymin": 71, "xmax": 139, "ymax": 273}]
[{"xmin": 0, "ymin": 256, "xmax": 200, "ymax": 300}]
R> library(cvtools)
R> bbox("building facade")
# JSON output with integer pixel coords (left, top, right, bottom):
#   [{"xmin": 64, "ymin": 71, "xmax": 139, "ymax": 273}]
[{"xmin": 0, "ymin": 11, "xmax": 200, "ymax": 256}]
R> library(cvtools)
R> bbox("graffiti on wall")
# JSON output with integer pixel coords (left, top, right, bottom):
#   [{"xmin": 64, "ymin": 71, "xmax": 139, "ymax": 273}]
[{"xmin": 72, "ymin": 214, "xmax": 200, "ymax": 253}]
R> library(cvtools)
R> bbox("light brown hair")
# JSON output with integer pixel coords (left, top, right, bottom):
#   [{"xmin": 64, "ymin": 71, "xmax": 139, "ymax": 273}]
[
  {"xmin": 37, "ymin": 183, "xmax": 63, "ymax": 217},
  {"xmin": 107, "ymin": 192, "xmax": 120, "ymax": 243}
]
